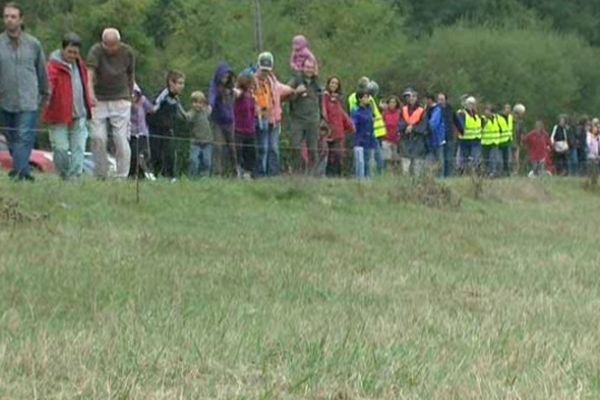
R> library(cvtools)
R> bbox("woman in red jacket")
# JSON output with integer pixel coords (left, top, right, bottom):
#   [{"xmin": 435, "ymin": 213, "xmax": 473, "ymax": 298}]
[
  {"xmin": 322, "ymin": 76, "xmax": 355, "ymax": 176},
  {"xmin": 382, "ymin": 96, "xmax": 401, "ymax": 171},
  {"xmin": 43, "ymin": 33, "xmax": 93, "ymax": 180}
]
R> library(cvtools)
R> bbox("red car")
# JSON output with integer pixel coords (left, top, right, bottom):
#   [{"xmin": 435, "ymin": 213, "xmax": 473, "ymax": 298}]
[{"xmin": 0, "ymin": 134, "xmax": 55, "ymax": 173}]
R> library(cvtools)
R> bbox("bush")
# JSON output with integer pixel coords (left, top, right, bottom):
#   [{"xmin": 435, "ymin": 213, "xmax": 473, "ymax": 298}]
[{"xmin": 379, "ymin": 25, "xmax": 600, "ymax": 123}]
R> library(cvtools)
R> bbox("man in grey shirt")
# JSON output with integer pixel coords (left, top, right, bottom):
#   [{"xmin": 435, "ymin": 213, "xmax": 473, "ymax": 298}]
[
  {"xmin": 0, "ymin": 2, "xmax": 48, "ymax": 181},
  {"xmin": 87, "ymin": 28, "xmax": 135, "ymax": 179}
]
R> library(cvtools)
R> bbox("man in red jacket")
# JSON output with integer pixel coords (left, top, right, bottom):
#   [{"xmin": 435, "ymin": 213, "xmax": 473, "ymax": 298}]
[{"xmin": 43, "ymin": 32, "xmax": 92, "ymax": 179}]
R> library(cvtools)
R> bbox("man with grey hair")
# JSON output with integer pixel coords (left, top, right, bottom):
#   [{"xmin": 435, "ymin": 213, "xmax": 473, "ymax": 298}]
[
  {"xmin": 87, "ymin": 27, "xmax": 135, "ymax": 178},
  {"xmin": 0, "ymin": 2, "xmax": 48, "ymax": 181}
]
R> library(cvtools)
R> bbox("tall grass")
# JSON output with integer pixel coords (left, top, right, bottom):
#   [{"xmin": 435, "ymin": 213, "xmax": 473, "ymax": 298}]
[{"xmin": 0, "ymin": 176, "xmax": 599, "ymax": 399}]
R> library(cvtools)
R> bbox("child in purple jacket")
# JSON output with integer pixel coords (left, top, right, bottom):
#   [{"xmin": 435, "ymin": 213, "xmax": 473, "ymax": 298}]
[{"xmin": 234, "ymin": 73, "xmax": 257, "ymax": 178}]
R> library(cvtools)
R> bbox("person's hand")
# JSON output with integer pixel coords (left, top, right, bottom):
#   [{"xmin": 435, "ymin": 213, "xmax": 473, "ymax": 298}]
[
  {"xmin": 296, "ymin": 84, "xmax": 307, "ymax": 95},
  {"xmin": 406, "ymin": 125, "xmax": 414, "ymax": 134}
]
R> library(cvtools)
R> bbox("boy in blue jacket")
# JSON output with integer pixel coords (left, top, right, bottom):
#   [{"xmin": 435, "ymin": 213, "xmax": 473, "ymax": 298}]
[
  {"xmin": 427, "ymin": 95, "xmax": 447, "ymax": 176},
  {"xmin": 352, "ymin": 91, "xmax": 377, "ymax": 179}
]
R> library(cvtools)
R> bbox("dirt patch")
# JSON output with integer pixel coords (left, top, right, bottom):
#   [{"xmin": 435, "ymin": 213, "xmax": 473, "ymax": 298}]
[{"xmin": 0, "ymin": 197, "xmax": 49, "ymax": 225}]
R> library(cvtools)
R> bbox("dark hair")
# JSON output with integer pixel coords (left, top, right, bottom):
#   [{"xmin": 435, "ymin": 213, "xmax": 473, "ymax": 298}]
[
  {"xmin": 426, "ymin": 94, "xmax": 435, "ymax": 102},
  {"xmin": 62, "ymin": 32, "xmax": 82, "ymax": 49},
  {"xmin": 356, "ymin": 90, "xmax": 369, "ymax": 101},
  {"xmin": 4, "ymin": 2, "xmax": 23, "ymax": 17},
  {"xmin": 387, "ymin": 95, "xmax": 400, "ymax": 108},
  {"xmin": 326, "ymin": 76, "xmax": 342, "ymax": 94},
  {"xmin": 166, "ymin": 70, "xmax": 185, "ymax": 85}
]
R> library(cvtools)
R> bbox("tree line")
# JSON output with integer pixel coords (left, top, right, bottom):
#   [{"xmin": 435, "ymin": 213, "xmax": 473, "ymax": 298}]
[{"xmin": 17, "ymin": 0, "xmax": 600, "ymax": 123}]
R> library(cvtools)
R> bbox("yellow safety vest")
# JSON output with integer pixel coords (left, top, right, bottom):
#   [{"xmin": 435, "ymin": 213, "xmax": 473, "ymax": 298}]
[
  {"xmin": 371, "ymin": 98, "xmax": 387, "ymax": 138},
  {"xmin": 497, "ymin": 114, "xmax": 514, "ymax": 145},
  {"xmin": 463, "ymin": 111, "xmax": 482, "ymax": 140},
  {"xmin": 481, "ymin": 115, "xmax": 501, "ymax": 146},
  {"xmin": 348, "ymin": 93, "xmax": 386, "ymax": 138}
]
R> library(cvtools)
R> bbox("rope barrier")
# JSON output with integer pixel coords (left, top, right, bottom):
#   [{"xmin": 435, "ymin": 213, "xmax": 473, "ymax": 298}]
[{"xmin": 1, "ymin": 125, "xmax": 596, "ymax": 171}]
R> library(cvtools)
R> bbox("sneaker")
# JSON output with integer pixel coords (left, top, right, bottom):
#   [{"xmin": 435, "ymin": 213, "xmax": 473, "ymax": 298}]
[
  {"xmin": 144, "ymin": 172, "xmax": 157, "ymax": 181},
  {"xmin": 170, "ymin": 178, "xmax": 177, "ymax": 183}
]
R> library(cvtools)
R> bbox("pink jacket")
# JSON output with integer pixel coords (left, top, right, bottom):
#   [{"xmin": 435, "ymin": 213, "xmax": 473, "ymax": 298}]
[
  {"xmin": 290, "ymin": 35, "xmax": 319, "ymax": 75},
  {"xmin": 257, "ymin": 72, "xmax": 294, "ymax": 124}
]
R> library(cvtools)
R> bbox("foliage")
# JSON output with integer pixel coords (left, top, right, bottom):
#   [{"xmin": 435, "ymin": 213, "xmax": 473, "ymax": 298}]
[
  {"xmin": 380, "ymin": 25, "xmax": 600, "ymax": 123},
  {"xmin": 12, "ymin": 0, "xmax": 600, "ymax": 119}
]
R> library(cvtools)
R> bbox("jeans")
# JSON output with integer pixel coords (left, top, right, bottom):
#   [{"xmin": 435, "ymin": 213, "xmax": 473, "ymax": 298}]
[
  {"xmin": 189, "ymin": 143, "xmax": 212, "ymax": 178},
  {"xmin": 459, "ymin": 139, "xmax": 481, "ymax": 173},
  {"xmin": 90, "ymin": 100, "xmax": 132, "ymax": 178},
  {"xmin": 2, "ymin": 110, "xmax": 39, "ymax": 178},
  {"xmin": 498, "ymin": 144, "xmax": 511, "ymax": 177},
  {"xmin": 426, "ymin": 145, "xmax": 444, "ymax": 177},
  {"xmin": 481, "ymin": 145, "xmax": 500, "ymax": 176},
  {"xmin": 443, "ymin": 140, "xmax": 456, "ymax": 177},
  {"xmin": 374, "ymin": 139, "xmax": 384, "ymax": 175},
  {"xmin": 257, "ymin": 122, "xmax": 281, "ymax": 177},
  {"xmin": 354, "ymin": 146, "xmax": 373, "ymax": 179},
  {"xmin": 48, "ymin": 118, "xmax": 88, "ymax": 179},
  {"xmin": 568, "ymin": 148, "xmax": 580, "ymax": 176}
]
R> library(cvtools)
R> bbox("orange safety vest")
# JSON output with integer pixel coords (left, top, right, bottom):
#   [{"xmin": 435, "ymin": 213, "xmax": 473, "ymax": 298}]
[{"xmin": 402, "ymin": 106, "xmax": 425, "ymax": 126}]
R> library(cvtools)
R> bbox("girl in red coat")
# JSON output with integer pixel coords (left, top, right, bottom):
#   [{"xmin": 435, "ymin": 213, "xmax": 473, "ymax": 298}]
[
  {"xmin": 43, "ymin": 33, "xmax": 92, "ymax": 179},
  {"xmin": 322, "ymin": 76, "xmax": 355, "ymax": 176},
  {"xmin": 382, "ymin": 96, "xmax": 402, "ymax": 171}
]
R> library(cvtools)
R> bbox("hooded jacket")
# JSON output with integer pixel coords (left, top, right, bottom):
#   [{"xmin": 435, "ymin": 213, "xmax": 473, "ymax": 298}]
[
  {"xmin": 43, "ymin": 49, "xmax": 92, "ymax": 125},
  {"xmin": 323, "ymin": 91, "xmax": 354, "ymax": 140},
  {"xmin": 290, "ymin": 35, "xmax": 318, "ymax": 74},
  {"xmin": 209, "ymin": 62, "xmax": 235, "ymax": 126}
]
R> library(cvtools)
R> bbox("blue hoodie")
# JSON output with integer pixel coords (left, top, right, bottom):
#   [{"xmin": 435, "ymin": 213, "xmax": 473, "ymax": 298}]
[
  {"xmin": 209, "ymin": 62, "xmax": 235, "ymax": 126},
  {"xmin": 428, "ymin": 104, "xmax": 446, "ymax": 148},
  {"xmin": 352, "ymin": 105, "xmax": 377, "ymax": 149}
]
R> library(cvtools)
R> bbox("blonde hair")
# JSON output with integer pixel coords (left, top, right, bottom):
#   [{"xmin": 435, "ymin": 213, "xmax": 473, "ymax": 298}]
[{"xmin": 191, "ymin": 91, "xmax": 207, "ymax": 103}]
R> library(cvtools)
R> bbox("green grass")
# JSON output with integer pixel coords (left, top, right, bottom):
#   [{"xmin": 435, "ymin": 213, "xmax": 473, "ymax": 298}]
[{"xmin": 1, "ymin": 176, "xmax": 599, "ymax": 399}]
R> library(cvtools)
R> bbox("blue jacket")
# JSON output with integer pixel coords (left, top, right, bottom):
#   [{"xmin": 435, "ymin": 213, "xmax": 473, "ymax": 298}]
[
  {"xmin": 352, "ymin": 105, "xmax": 377, "ymax": 149},
  {"xmin": 428, "ymin": 104, "xmax": 446, "ymax": 148},
  {"xmin": 209, "ymin": 62, "xmax": 235, "ymax": 126}
]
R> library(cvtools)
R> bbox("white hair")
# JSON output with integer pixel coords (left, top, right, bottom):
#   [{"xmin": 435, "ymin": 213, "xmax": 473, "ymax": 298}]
[
  {"xmin": 465, "ymin": 96, "xmax": 477, "ymax": 105},
  {"xmin": 102, "ymin": 28, "xmax": 121, "ymax": 43},
  {"xmin": 513, "ymin": 104, "xmax": 526, "ymax": 114}
]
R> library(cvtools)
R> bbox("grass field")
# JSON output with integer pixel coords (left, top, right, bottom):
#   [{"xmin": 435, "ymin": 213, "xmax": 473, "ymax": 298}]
[{"xmin": 1, "ymin": 176, "xmax": 599, "ymax": 399}]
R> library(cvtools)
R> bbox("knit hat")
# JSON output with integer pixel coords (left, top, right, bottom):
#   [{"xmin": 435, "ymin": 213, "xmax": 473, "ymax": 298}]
[{"xmin": 257, "ymin": 52, "xmax": 274, "ymax": 71}]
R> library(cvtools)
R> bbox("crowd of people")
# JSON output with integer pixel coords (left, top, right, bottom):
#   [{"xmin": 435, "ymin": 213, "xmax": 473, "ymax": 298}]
[{"xmin": 2, "ymin": 2, "xmax": 599, "ymax": 183}]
